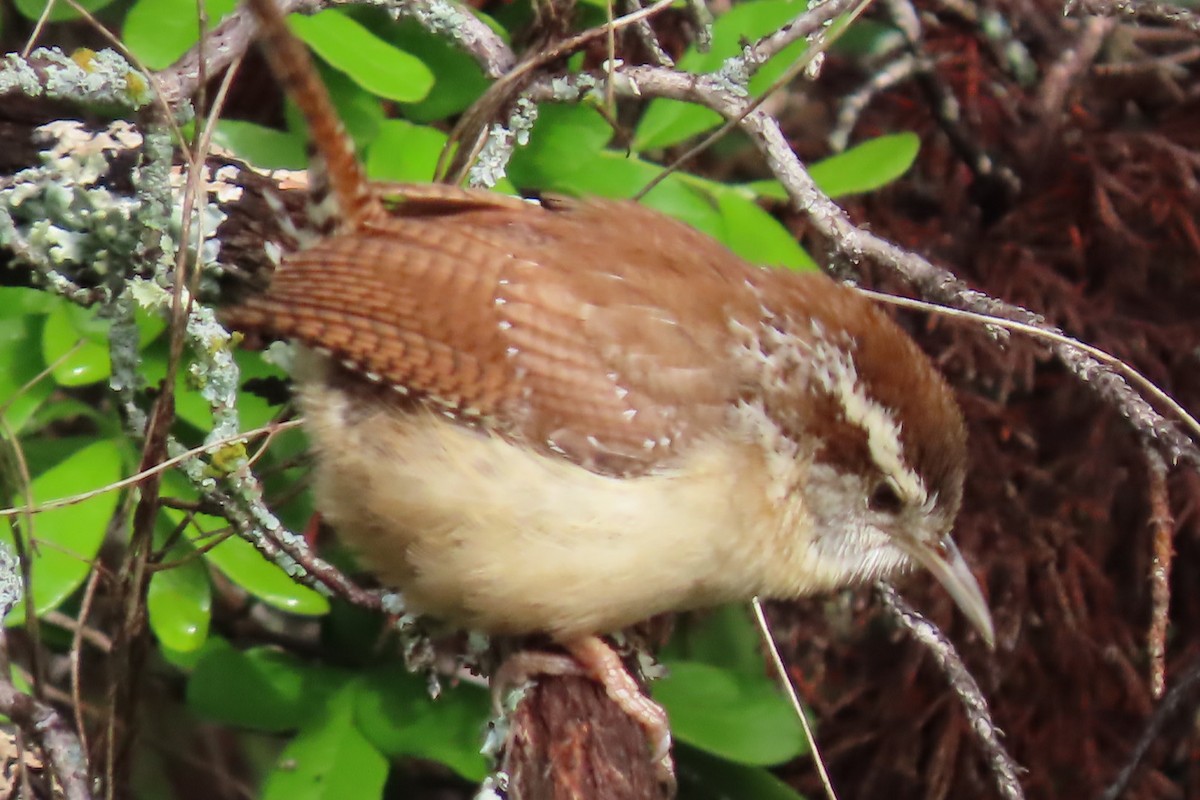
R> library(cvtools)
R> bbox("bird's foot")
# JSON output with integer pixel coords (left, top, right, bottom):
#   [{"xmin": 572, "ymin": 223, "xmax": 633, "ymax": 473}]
[{"xmin": 491, "ymin": 635, "xmax": 674, "ymax": 785}]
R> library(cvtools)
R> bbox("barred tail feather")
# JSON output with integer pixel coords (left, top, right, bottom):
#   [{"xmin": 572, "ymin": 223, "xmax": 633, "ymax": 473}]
[{"xmin": 242, "ymin": 0, "xmax": 383, "ymax": 231}]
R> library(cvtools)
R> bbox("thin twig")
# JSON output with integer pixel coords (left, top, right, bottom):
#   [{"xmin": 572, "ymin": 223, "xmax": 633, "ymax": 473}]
[
  {"xmin": 878, "ymin": 585, "xmax": 1025, "ymax": 800},
  {"xmin": 855, "ymin": 290, "xmax": 1200, "ymax": 445},
  {"xmin": 0, "ymin": 669, "xmax": 93, "ymax": 800},
  {"xmin": 752, "ymin": 598, "xmax": 839, "ymax": 800},
  {"xmin": 0, "ymin": 417, "xmax": 45, "ymax": 700},
  {"xmin": 0, "ymin": 420, "xmax": 303, "ymax": 519},
  {"xmin": 1071, "ymin": 0, "xmax": 1200, "ymax": 35},
  {"xmin": 1144, "ymin": 448, "xmax": 1171, "ymax": 700},
  {"xmin": 21, "ymin": 0, "xmax": 60, "ymax": 56},
  {"xmin": 1036, "ymin": 16, "xmax": 1115, "ymax": 123},
  {"xmin": 634, "ymin": 0, "xmax": 870, "ymax": 200},
  {"xmin": 1099, "ymin": 655, "xmax": 1200, "ymax": 800},
  {"xmin": 157, "ymin": 0, "xmax": 515, "ymax": 108}
]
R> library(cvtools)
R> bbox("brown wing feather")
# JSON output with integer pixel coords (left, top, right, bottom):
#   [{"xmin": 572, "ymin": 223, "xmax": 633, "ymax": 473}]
[{"xmin": 223, "ymin": 185, "xmax": 764, "ymax": 475}]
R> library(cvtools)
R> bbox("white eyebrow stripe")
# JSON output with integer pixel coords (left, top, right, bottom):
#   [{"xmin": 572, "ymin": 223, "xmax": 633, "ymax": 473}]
[
  {"xmin": 808, "ymin": 334, "xmax": 927, "ymax": 505},
  {"xmin": 747, "ymin": 314, "xmax": 928, "ymax": 506}
]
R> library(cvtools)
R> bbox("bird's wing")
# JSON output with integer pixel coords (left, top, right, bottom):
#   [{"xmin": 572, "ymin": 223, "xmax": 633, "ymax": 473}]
[{"xmin": 222, "ymin": 185, "xmax": 760, "ymax": 476}]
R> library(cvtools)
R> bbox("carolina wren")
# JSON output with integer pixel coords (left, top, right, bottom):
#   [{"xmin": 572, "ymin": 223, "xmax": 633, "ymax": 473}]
[
  {"xmin": 227, "ymin": 0, "xmax": 993, "ymax": 770},
  {"xmin": 226, "ymin": 186, "xmax": 991, "ymax": 641}
]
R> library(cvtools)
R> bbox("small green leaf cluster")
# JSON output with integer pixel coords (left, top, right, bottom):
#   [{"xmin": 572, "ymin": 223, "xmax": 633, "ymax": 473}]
[
  {"xmin": 656, "ymin": 605, "xmax": 815, "ymax": 799},
  {"xmin": 185, "ymin": 641, "xmax": 491, "ymax": 796}
]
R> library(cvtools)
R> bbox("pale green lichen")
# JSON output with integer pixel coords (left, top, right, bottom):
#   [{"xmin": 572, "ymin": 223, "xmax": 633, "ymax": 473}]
[
  {"xmin": 0, "ymin": 121, "xmax": 146, "ymax": 297},
  {"xmin": 108, "ymin": 300, "xmax": 141, "ymax": 392},
  {"xmin": 402, "ymin": 0, "xmax": 473, "ymax": 36},
  {"xmin": 713, "ymin": 50, "xmax": 755, "ymax": 95},
  {"xmin": 0, "ymin": 48, "xmax": 152, "ymax": 107},
  {"xmin": 468, "ymin": 96, "xmax": 539, "ymax": 188},
  {"xmin": 0, "ymin": 53, "xmax": 45, "ymax": 95},
  {"xmin": 0, "ymin": 542, "xmax": 23, "ymax": 622}
]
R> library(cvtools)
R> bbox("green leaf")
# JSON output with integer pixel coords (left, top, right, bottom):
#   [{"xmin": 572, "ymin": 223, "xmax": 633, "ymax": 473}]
[
  {"xmin": 510, "ymin": 118, "xmax": 811, "ymax": 269},
  {"xmin": 188, "ymin": 642, "xmax": 348, "ymax": 732},
  {"xmin": 506, "ymin": 103, "xmax": 615, "ymax": 187},
  {"xmin": 262, "ymin": 683, "xmax": 388, "ymax": 800},
  {"xmin": 147, "ymin": 526, "xmax": 212, "ymax": 653},
  {"xmin": 12, "ymin": 0, "xmax": 115, "ymax": 23},
  {"xmin": 634, "ymin": 0, "xmax": 812, "ymax": 151},
  {"xmin": 739, "ymin": 179, "xmax": 789, "ymax": 202},
  {"xmin": 0, "ymin": 314, "xmax": 54, "ymax": 433},
  {"xmin": 203, "ymin": 531, "xmax": 330, "ymax": 616},
  {"xmin": 1, "ymin": 439, "xmax": 122, "ymax": 622},
  {"xmin": 290, "ymin": 9, "xmax": 433, "ymax": 103},
  {"xmin": 665, "ymin": 605, "xmax": 767, "ymax": 678},
  {"xmin": 676, "ymin": 743, "xmax": 807, "ymax": 800},
  {"xmin": 807, "ymin": 132, "xmax": 920, "ymax": 198},
  {"xmin": 38, "ymin": 301, "xmax": 159, "ymax": 390},
  {"xmin": 713, "ymin": 191, "xmax": 815, "ymax": 270},
  {"xmin": 212, "ymin": 120, "xmax": 307, "ymax": 171},
  {"xmin": 511, "ymin": 135, "xmax": 726, "ymax": 242},
  {"xmin": 123, "ymin": 0, "xmax": 239, "ymax": 70},
  {"xmin": 654, "ymin": 660, "xmax": 807, "ymax": 766},
  {"xmin": 41, "ymin": 304, "xmax": 110, "ymax": 387},
  {"xmin": 634, "ymin": 100, "xmax": 722, "ymax": 154},
  {"xmin": 365, "ymin": 120, "xmax": 447, "ymax": 183},
  {"xmin": 355, "ymin": 667, "xmax": 489, "ymax": 781},
  {"xmin": 741, "ymin": 133, "xmax": 922, "ymax": 202},
  {"xmin": 284, "ymin": 65, "xmax": 385, "ymax": 154},
  {"xmin": 386, "ymin": 18, "xmax": 488, "ymax": 122},
  {"xmin": 0, "ymin": 288, "xmax": 57, "ymax": 315}
]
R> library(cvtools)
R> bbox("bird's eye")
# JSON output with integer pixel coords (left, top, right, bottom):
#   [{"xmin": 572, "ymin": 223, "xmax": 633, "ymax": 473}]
[{"xmin": 868, "ymin": 480, "xmax": 904, "ymax": 514}]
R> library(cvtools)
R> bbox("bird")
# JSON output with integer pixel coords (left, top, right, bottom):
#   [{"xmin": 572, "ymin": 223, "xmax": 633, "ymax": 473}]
[{"xmin": 225, "ymin": 0, "xmax": 994, "ymax": 770}]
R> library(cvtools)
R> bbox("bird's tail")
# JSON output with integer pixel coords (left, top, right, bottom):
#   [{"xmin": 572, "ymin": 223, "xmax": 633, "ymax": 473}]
[{"xmin": 241, "ymin": 0, "xmax": 383, "ymax": 232}]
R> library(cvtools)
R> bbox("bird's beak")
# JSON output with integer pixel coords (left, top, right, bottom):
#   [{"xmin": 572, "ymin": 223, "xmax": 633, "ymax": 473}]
[{"xmin": 896, "ymin": 536, "xmax": 995, "ymax": 648}]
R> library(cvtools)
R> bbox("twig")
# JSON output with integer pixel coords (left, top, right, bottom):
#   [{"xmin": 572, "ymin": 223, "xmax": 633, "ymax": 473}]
[
  {"xmin": 878, "ymin": 585, "xmax": 1025, "ymax": 800},
  {"xmin": 1070, "ymin": 0, "xmax": 1200, "ymax": 35},
  {"xmin": 440, "ymin": 0, "xmax": 677, "ymax": 185},
  {"xmin": 883, "ymin": 0, "xmax": 1021, "ymax": 200},
  {"xmin": 752, "ymin": 598, "xmax": 839, "ymax": 800},
  {"xmin": 634, "ymin": 0, "xmax": 873, "ymax": 200},
  {"xmin": 740, "ymin": 0, "xmax": 861, "ymax": 69},
  {"xmin": 830, "ymin": 53, "xmax": 922, "ymax": 151},
  {"xmin": 1143, "ymin": 448, "xmax": 1172, "ymax": 700},
  {"xmin": 624, "ymin": 0, "xmax": 674, "ymax": 67},
  {"xmin": 0, "ymin": 421, "xmax": 302, "ymax": 519},
  {"xmin": 0, "ymin": 664, "xmax": 93, "ymax": 800},
  {"xmin": 854, "ymin": 290, "xmax": 1200, "ymax": 445},
  {"xmin": 1099, "ymin": 655, "xmax": 1200, "ymax": 800},
  {"xmin": 1036, "ymin": 16, "xmax": 1115, "ymax": 123}
]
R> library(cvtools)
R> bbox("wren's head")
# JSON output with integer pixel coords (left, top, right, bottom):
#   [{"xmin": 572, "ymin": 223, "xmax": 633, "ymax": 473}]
[{"xmin": 739, "ymin": 272, "xmax": 990, "ymax": 644}]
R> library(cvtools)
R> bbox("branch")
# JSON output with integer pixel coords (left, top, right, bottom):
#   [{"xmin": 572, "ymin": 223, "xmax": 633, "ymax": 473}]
[
  {"xmin": 1070, "ymin": 0, "xmax": 1200, "ymax": 35},
  {"xmin": 501, "ymin": 676, "xmax": 667, "ymax": 800},
  {"xmin": 878, "ymin": 585, "xmax": 1024, "ymax": 800},
  {"xmin": 0, "ymin": 542, "xmax": 90, "ymax": 800}
]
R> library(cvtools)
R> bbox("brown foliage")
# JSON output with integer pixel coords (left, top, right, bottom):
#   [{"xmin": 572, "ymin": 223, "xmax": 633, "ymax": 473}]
[{"xmin": 771, "ymin": 1, "xmax": 1200, "ymax": 797}]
